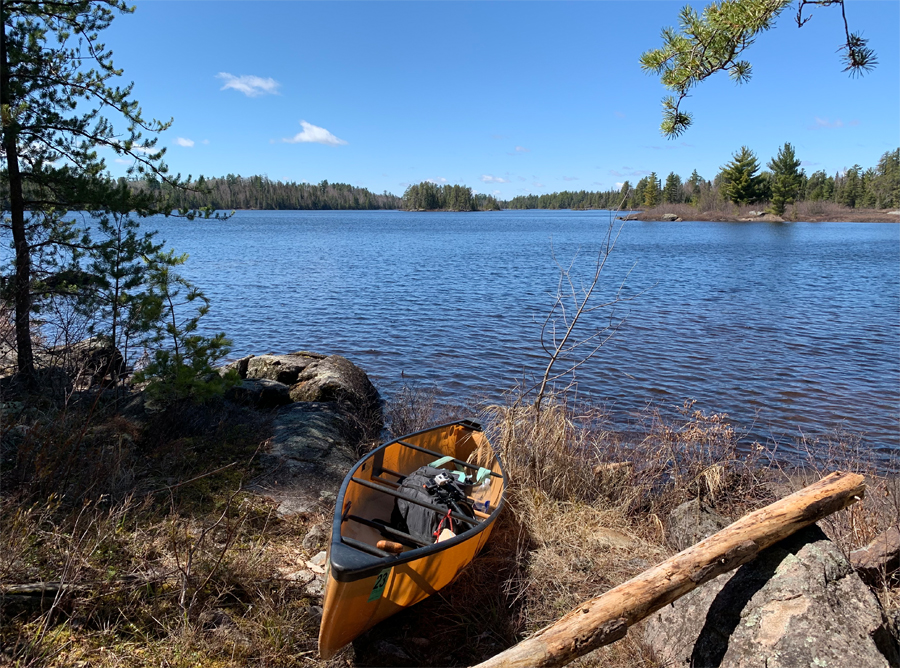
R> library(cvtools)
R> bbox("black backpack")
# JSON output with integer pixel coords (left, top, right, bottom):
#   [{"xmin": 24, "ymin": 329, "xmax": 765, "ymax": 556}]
[{"xmin": 390, "ymin": 465, "xmax": 474, "ymax": 545}]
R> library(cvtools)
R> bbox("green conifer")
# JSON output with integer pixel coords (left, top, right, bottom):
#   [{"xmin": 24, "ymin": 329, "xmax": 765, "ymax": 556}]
[
  {"xmin": 720, "ymin": 146, "xmax": 763, "ymax": 205},
  {"xmin": 767, "ymin": 143, "xmax": 803, "ymax": 215}
]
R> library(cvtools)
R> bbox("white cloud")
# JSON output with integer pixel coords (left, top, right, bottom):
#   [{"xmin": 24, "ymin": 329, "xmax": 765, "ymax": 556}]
[
  {"xmin": 202, "ymin": 139, "xmax": 210, "ymax": 145},
  {"xmin": 282, "ymin": 120, "xmax": 347, "ymax": 146},
  {"xmin": 615, "ymin": 182, "xmax": 625, "ymax": 190},
  {"xmin": 216, "ymin": 72, "xmax": 280, "ymax": 97},
  {"xmin": 532, "ymin": 181, "xmax": 545, "ymax": 188},
  {"xmin": 132, "ymin": 144, "xmax": 155, "ymax": 155},
  {"xmin": 114, "ymin": 158, "xmax": 131, "ymax": 165},
  {"xmin": 481, "ymin": 174, "xmax": 508, "ymax": 183},
  {"xmin": 174, "ymin": 137, "xmax": 195, "ymax": 148},
  {"xmin": 493, "ymin": 190, "xmax": 502, "ymax": 196},
  {"xmin": 609, "ymin": 168, "xmax": 650, "ymax": 178},
  {"xmin": 813, "ymin": 117, "xmax": 859, "ymax": 129},
  {"xmin": 815, "ymin": 117, "xmax": 842, "ymax": 128},
  {"xmin": 562, "ymin": 176, "xmax": 579, "ymax": 181},
  {"xmin": 515, "ymin": 146, "xmax": 530, "ymax": 153},
  {"xmin": 425, "ymin": 177, "xmax": 448, "ymax": 184}
]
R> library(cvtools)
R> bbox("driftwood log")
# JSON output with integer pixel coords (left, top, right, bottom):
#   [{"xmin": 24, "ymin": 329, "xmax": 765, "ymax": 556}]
[{"xmin": 472, "ymin": 471, "xmax": 866, "ymax": 668}]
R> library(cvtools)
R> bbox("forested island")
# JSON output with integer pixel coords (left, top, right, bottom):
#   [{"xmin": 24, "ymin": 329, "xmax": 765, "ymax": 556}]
[
  {"xmin": 506, "ymin": 147, "xmax": 900, "ymax": 216},
  {"xmin": 401, "ymin": 181, "xmax": 501, "ymax": 211}
]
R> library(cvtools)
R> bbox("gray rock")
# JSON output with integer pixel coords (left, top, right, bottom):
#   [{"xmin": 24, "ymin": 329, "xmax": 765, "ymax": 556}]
[
  {"xmin": 661, "ymin": 213, "xmax": 679, "ymax": 221},
  {"xmin": 284, "ymin": 569, "xmax": 316, "ymax": 585},
  {"xmin": 667, "ymin": 498, "xmax": 731, "ymax": 551},
  {"xmin": 302, "ymin": 523, "xmax": 329, "ymax": 551},
  {"xmin": 304, "ymin": 574, "xmax": 326, "ymax": 598},
  {"xmin": 642, "ymin": 525, "xmax": 898, "ymax": 668},
  {"xmin": 289, "ymin": 354, "xmax": 380, "ymax": 415},
  {"xmin": 251, "ymin": 402, "xmax": 360, "ymax": 517},
  {"xmin": 275, "ymin": 497, "xmax": 317, "ymax": 517},
  {"xmin": 219, "ymin": 355, "xmax": 254, "ymax": 379},
  {"xmin": 245, "ymin": 352, "xmax": 323, "ymax": 385},
  {"xmin": 225, "ymin": 378, "xmax": 292, "ymax": 409}
]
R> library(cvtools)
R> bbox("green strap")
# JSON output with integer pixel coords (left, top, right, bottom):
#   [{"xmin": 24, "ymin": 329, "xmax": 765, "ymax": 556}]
[
  {"xmin": 430, "ymin": 457, "xmax": 491, "ymax": 484},
  {"xmin": 429, "ymin": 456, "xmax": 455, "ymax": 468}
]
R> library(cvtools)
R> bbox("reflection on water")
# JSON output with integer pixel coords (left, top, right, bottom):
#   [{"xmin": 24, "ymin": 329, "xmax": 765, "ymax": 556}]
[{"xmin": 144, "ymin": 210, "xmax": 900, "ymax": 456}]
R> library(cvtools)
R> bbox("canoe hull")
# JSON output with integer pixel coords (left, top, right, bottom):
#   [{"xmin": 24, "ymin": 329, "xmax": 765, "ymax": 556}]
[{"xmin": 318, "ymin": 420, "xmax": 505, "ymax": 659}]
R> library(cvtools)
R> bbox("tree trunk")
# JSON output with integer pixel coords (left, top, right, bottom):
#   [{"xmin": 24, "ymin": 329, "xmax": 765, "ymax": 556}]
[
  {"xmin": 0, "ymin": 8, "xmax": 35, "ymax": 376},
  {"xmin": 472, "ymin": 471, "xmax": 866, "ymax": 668}
]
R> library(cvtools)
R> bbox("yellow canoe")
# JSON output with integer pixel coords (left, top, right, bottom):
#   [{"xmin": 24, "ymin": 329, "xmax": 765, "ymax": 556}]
[{"xmin": 318, "ymin": 419, "xmax": 506, "ymax": 659}]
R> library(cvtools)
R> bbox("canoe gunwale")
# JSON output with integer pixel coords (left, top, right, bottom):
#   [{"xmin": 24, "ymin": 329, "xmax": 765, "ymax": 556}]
[{"xmin": 329, "ymin": 419, "xmax": 507, "ymax": 583}]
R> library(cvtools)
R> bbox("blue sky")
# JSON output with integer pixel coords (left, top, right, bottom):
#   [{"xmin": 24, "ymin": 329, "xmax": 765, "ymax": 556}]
[{"xmin": 104, "ymin": 1, "xmax": 899, "ymax": 199}]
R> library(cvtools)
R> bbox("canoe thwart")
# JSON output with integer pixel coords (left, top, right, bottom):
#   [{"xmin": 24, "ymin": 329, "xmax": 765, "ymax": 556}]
[
  {"xmin": 349, "ymin": 476, "xmax": 480, "ymax": 527},
  {"xmin": 397, "ymin": 440, "xmax": 502, "ymax": 478},
  {"xmin": 341, "ymin": 535, "xmax": 396, "ymax": 558},
  {"xmin": 345, "ymin": 514, "xmax": 430, "ymax": 548}
]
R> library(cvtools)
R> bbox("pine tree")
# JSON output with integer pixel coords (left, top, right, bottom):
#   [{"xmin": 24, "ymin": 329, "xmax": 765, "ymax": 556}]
[
  {"xmin": 641, "ymin": 0, "xmax": 877, "ymax": 137},
  {"xmin": 1, "ymin": 0, "xmax": 185, "ymax": 377},
  {"xmin": 643, "ymin": 173, "xmax": 661, "ymax": 207},
  {"xmin": 1, "ymin": 0, "xmax": 233, "ymax": 398},
  {"xmin": 720, "ymin": 146, "xmax": 763, "ymax": 205},
  {"xmin": 840, "ymin": 165, "xmax": 862, "ymax": 208},
  {"xmin": 686, "ymin": 170, "xmax": 703, "ymax": 204},
  {"xmin": 767, "ymin": 142, "xmax": 803, "ymax": 215},
  {"xmin": 872, "ymin": 149, "xmax": 900, "ymax": 208},
  {"xmin": 663, "ymin": 172, "xmax": 683, "ymax": 203}
]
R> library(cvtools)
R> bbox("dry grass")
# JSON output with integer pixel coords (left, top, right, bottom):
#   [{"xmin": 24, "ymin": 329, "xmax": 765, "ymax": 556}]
[
  {"xmin": 476, "ymin": 394, "xmax": 899, "ymax": 666},
  {"xmin": 1, "ymin": 383, "xmax": 896, "ymax": 668},
  {"xmin": 635, "ymin": 201, "xmax": 899, "ymax": 223}
]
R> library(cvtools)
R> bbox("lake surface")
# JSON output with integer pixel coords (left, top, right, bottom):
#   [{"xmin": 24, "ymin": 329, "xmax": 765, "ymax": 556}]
[{"xmin": 144, "ymin": 210, "xmax": 899, "ymax": 457}]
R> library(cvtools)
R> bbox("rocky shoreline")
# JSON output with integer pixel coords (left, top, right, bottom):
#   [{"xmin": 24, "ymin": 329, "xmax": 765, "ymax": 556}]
[
  {"xmin": 2, "ymin": 347, "xmax": 898, "ymax": 667},
  {"xmin": 223, "ymin": 351, "xmax": 900, "ymax": 667},
  {"xmin": 619, "ymin": 207, "xmax": 900, "ymax": 223}
]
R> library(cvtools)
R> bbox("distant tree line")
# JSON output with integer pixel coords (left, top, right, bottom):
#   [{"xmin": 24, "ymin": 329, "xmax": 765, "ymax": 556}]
[
  {"xmin": 127, "ymin": 175, "xmax": 401, "ymax": 211},
  {"xmin": 504, "ymin": 147, "xmax": 900, "ymax": 215},
  {"xmin": 504, "ymin": 189, "xmax": 626, "ymax": 211},
  {"xmin": 401, "ymin": 182, "xmax": 501, "ymax": 211}
]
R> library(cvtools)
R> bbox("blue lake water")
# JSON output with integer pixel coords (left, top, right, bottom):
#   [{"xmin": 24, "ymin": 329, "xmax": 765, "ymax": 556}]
[{"xmin": 144, "ymin": 210, "xmax": 900, "ymax": 456}]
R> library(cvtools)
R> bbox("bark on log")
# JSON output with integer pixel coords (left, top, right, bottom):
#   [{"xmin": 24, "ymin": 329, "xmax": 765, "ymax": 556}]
[
  {"xmin": 0, "ymin": 572, "xmax": 173, "ymax": 598},
  {"xmin": 472, "ymin": 471, "xmax": 865, "ymax": 668}
]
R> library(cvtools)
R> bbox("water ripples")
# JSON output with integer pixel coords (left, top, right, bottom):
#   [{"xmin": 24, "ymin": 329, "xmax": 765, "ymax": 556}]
[{"xmin": 145, "ymin": 210, "xmax": 900, "ymax": 457}]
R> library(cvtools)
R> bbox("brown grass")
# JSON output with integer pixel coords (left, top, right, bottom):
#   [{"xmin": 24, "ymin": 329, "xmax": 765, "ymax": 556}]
[
  {"xmin": 1, "ymin": 385, "xmax": 896, "ymax": 668},
  {"xmin": 634, "ymin": 201, "xmax": 900, "ymax": 223}
]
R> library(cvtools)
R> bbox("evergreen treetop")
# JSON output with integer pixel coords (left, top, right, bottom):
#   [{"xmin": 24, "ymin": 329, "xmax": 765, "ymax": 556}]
[
  {"xmin": 720, "ymin": 146, "xmax": 764, "ymax": 205},
  {"xmin": 767, "ymin": 142, "xmax": 803, "ymax": 215}
]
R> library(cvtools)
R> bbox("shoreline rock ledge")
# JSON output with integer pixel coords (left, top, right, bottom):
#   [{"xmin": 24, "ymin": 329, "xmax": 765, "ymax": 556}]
[
  {"xmin": 221, "ymin": 351, "xmax": 382, "ymax": 517},
  {"xmin": 642, "ymin": 524, "xmax": 899, "ymax": 667}
]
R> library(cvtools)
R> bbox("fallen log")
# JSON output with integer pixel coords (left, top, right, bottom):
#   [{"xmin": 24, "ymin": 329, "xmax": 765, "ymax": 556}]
[
  {"xmin": 0, "ymin": 571, "xmax": 174, "ymax": 599},
  {"xmin": 472, "ymin": 471, "xmax": 865, "ymax": 668}
]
